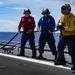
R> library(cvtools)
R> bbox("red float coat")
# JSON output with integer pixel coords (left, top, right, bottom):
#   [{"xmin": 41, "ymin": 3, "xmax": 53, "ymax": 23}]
[{"xmin": 18, "ymin": 15, "xmax": 36, "ymax": 31}]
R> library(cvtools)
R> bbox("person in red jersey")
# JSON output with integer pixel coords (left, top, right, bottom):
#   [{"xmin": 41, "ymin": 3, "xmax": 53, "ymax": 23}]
[{"xmin": 17, "ymin": 8, "xmax": 36, "ymax": 58}]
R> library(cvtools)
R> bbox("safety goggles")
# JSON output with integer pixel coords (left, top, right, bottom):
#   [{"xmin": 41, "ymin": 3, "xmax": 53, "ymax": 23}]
[{"xmin": 61, "ymin": 7, "xmax": 68, "ymax": 10}]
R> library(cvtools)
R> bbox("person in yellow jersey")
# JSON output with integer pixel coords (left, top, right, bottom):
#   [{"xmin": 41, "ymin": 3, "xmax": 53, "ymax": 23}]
[{"xmin": 54, "ymin": 4, "xmax": 75, "ymax": 70}]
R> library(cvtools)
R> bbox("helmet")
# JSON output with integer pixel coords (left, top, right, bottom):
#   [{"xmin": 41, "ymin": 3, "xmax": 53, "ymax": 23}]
[
  {"xmin": 41, "ymin": 8, "xmax": 50, "ymax": 15},
  {"xmin": 61, "ymin": 4, "xmax": 71, "ymax": 11},
  {"xmin": 23, "ymin": 8, "xmax": 31, "ymax": 14}
]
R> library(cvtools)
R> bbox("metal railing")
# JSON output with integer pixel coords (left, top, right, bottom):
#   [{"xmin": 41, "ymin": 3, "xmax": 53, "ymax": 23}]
[{"xmin": 0, "ymin": 30, "xmax": 69, "ymax": 53}]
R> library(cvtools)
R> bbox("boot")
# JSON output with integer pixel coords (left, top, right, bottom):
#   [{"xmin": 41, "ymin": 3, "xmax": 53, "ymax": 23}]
[
  {"xmin": 31, "ymin": 55, "xmax": 36, "ymax": 58},
  {"xmin": 17, "ymin": 53, "xmax": 25, "ymax": 56},
  {"xmin": 37, "ymin": 53, "xmax": 44, "ymax": 59},
  {"xmin": 54, "ymin": 55, "xmax": 57, "ymax": 61},
  {"xmin": 71, "ymin": 64, "xmax": 75, "ymax": 70},
  {"xmin": 54, "ymin": 60, "xmax": 66, "ymax": 65}
]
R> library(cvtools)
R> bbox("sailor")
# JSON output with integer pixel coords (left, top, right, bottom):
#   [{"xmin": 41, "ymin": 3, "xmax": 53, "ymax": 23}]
[
  {"xmin": 37, "ymin": 8, "xmax": 57, "ymax": 61},
  {"xmin": 17, "ymin": 8, "xmax": 36, "ymax": 58},
  {"xmin": 54, "ymin": 4, "xmax": 75, "ymax": 70}
]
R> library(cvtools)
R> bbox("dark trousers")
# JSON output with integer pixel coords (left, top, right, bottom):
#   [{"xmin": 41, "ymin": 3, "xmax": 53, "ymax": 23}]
[
  {"xmin": 20, "ymin": 32, "xmax": 36, "ymax": 56},
  {"xmin": 58, "ymin": 35, "xmax": 75, "ymax": 64},
  {"xmin": 39, "ymin": 33, "xmax": 57, "ymax": 55}
]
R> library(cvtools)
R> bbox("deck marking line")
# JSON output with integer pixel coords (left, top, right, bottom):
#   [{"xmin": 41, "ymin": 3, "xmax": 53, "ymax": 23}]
[{"xmin": 0, "ymin": 53, "xmax": 71, "ymax": 70}]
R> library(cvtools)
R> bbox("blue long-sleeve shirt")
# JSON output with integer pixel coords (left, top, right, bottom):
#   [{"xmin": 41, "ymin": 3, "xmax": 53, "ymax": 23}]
[{"xmin": 37, "ymin": 15, "xmax": 56, "ymax": 31}]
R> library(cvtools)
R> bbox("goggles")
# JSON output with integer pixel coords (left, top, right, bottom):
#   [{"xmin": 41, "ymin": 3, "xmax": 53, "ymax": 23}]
[{"xmin": 61, "ymin": 7, "xmax": 68, "ymax": 10}]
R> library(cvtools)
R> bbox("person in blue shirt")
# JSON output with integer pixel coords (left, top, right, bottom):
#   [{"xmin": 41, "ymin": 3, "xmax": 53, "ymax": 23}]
[{"xmin": 37, "ymin": 8, "xmax": 57, "ymax": 60}]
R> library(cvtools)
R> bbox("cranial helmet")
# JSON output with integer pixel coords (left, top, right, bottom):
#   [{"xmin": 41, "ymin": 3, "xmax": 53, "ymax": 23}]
[
  {"xmin": 41, "ymin": 8, "xmax": 50, "ymax": 15},
  {"xmin": 23, "ymin": 8, "xmax": 31, "ymax": 14},
  {"xmin": 61, "ymin": 4, "xmax": 71, "ymax": 11}
]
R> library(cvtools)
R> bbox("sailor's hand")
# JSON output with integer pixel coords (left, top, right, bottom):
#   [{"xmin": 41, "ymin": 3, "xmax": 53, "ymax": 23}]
[
  {"xmin": 57, "ymin": 23, "xmax": 64, "ymax": 30},
  {"xmin": 26, "ymin": 30, "xmax": 32, "ymax": 34},
  {"xmin": 48, "ymin": 30, "xmax": 52, "ymax": 33},
  {"xmin": 18, "ymin": 30, "xmax": 20, "ymax": 34},
  {"xmin": 37, "ymin": 28, "xmax": 41, "ymax": 32}
]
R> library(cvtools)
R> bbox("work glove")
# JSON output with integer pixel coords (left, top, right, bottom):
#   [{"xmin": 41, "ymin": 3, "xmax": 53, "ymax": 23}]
[
  {"xmin": 18, "ymin": 30, "xmax": 20, "ymax": 34},
  {"xmin": 57, "ymin": 23, "xmax": 64, "ymax": 30},
  {"xmin": 48, "ymin": 30, "xmax": 52, "ymax": 33},
  {"xmin": 37, "ymin": 28, "xmax": 41, "ymax": 32}
]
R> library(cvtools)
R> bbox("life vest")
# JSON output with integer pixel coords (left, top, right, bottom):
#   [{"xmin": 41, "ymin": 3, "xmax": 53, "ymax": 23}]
[{"xmin": 59, "ymin": 13, "xmax": 75, "ymax": 36}]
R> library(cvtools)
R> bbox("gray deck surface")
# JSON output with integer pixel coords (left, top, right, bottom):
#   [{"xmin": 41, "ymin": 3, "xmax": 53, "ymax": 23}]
[{"xmin": 0, "ymin": 47, "xmax": 75, "ymax": 75}]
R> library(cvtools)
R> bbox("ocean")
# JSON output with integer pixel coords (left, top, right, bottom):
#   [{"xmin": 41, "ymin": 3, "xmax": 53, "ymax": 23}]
[
  {"xmin": 0, "ymin": 32, "xmax": 68, "ymax": 52},
  {"xmin": 0, "ymin": 32, "xmax": 59, "ymax": 44},
  {"xmin": 0, "ymin": 32, "xmax": 22, "ymax": 42}
]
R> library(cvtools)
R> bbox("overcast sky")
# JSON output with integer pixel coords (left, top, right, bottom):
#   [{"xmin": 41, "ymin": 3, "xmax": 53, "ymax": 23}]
[{"xmin": 0, "ymin": 0, "xmax": 75, "ymax": 32}]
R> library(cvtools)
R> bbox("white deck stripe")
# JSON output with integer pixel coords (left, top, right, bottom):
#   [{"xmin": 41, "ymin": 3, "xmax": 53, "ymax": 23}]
[{"xmin": 0, "ymin": 53, "xmax": 71, "ymax": 70}]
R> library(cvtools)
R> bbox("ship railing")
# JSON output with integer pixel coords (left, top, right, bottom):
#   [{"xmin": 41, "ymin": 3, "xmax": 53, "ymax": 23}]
[{"xmin": 0, "ymin": 30, "xmax": 68, "ymax": 54}]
